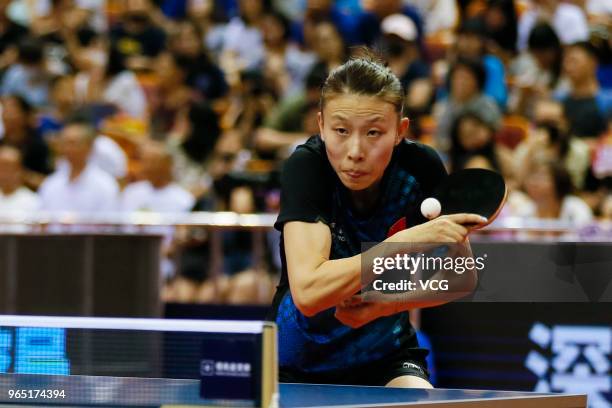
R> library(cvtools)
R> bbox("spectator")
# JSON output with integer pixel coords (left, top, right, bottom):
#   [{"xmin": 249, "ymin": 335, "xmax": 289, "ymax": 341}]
[
  {"xmin": 522, "ymin": 157, "xmax": 593, "ymax": 224},
  {"xmin": 0, "ymin": 37, "xmax": 52, "ymax": 107},
  {"xmin": 38, "ymin": 75, "xmax": 76, "ymax": 139},
  {"xmin": 110, "ymin": 0, "xmax": 166, "ymax": 71},
  {"xmin": 185, "ymin": 0, "xmax": 227, "ymax": 59},
  {"xmin": 226, "ymin": 69, "xmax": 276, "ymax": 146},
  {"xmin": 0, "ymin": 0, "xmax": 27, "ymax": 76},
  {"xmin": 434, "ymin": 58, "xmax": 501, "ymax": 154},
  {"xmin": 30, "ymin": 0, "xmax": 90, "ymax": 45},
  {"xmin": 255, "ymin": 65, "xmax": 327, "ymax": 156},
  {"xmin": 558, "ymin": 41, "xmax": 612, "ymax": 138},
  {"xmin": 38, "ymin": 119, "xmax": 119, "ymax": 212},
  {"xmin": 169, "ymin": 19, "xmax": 228, "ymax": 102},
  {"xmin": 73, "ymin": 46, "xmax": 149, "ymax": 119},
  {"xmin": 514, "ymin": 101, "xmax": 591, "ymax": 190},
  {"xmin": 39, "ymin": 77, "xmax": 128, "ymax": 180},
  {"xmin": 167, "ymin": 102, "xmax": 222, "ymax": 199},
  {"xmin": 150, "ymin": 52, "xmax": 193, "ymax": 138},
  {"xmin": 356, "ymin": 0, "xmax": 423, "ymax": 47},
  {"xmin": 602, "ymin": 193, "xmax": 612, "ymax": 220},
  {"xmin": 453, "ymin": 18, "xmax": 507, "ymax": 109},
  {"xmin": 509, "ymin": 23, "xmax": 563, "ymax": 118},
  {"xmin": 121, "ymin": 140, "xmax": 195, "ymax": 284},
  {"xmin": 449, "ymin": 110, "xmax": 502, "ymax": 173},
  {"xmin": 0, "ymin": 145, "xmax": 40, "ymax": 213},
  {"xmin": 311, "ymin": 20, "xmax": 347, "ymax": 74},
  {"xmin": 379, "ymin": 14, "xmax": 429, "ymax": 92},
  {"xmin": 518, "ymin": 0, "xmax": 588, "ymax": 50},
  {"xmin": 121, "ymin": 141, "xmax": 194, "ymax": 212},
  {"xmin": 481, "ymin": 0, "xmax": 518, "ymax": 58},
  {"xmin": 404, "ymin": 0, "xmax": 458, "ymax": 35},
  {"xmin": 261, "ymin": 10, "xmax": 316, "ymax": 98},
  {"xmin": 290, "ymin": 0, "xmax": 361, "ymax": 47},
  {"xmin": 219, "ymin": 0, "xmax": 268, "ymax": 73},
  {"xmin": 0, "ymin": 95, "xmax": 51, "ymax": 183}
]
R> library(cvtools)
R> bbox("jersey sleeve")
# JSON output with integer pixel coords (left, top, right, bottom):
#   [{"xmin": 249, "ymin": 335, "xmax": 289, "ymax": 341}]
[
  {"xmin": 414, "ymin": 142, "xmax": 448, "ymax": 197},
  {"xmin": 274, "ymin": 145, "xmax": 334, "ymax": 231},
  {"xmin": 398, "ymin": 140, "xmax": 448, "ymax": 193}
]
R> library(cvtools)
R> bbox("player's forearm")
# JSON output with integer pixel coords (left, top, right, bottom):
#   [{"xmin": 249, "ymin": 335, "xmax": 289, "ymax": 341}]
[
  {"xmin": 385, "ymin": 268, "xmax": 478, "ymax": 312},
  {"xmin": 292, "ymin": 254, "xmax": 362, "ymax": 316},
  {"xmin": 296, "ymin": 233, "xmax": 443, "ymax": 315}
]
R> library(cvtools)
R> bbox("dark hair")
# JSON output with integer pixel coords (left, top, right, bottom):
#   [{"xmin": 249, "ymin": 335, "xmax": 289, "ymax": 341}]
[
  {"xmin": 239, "ymin": 0, "xmax": 272, "ymax": 24},
  {"xmin": 449, "ymin": 111, "xmax": 500, "ymax": 172},
  {"xmin": 569, "ymin": 40, "xmax": 600, "ymax": 62},
  {"xmin": 173, "ymin": 19, "xmax": 206, "ymax": 56},
  {"xmin": 181, "ymin": 102, "xmax": 221, "ymax": 163},
  {"xmin": 527, "ymin": 23, "xmax": 562, "ymax": 85},
  {"xmin": 63, "ymin": 117, "xmax": 98, "ymax": 143},
  {"xmin": 106, "ymin": 46, "xmax": 126, "ymax": 78},
  {"xmin": 76, "ymin": 27, "xmax": 98, "ymax": 46},
  {"xmin": 265, "ymin": 10, "xmax": 291, "ymax": 42},
  {"xmin": 449, "ymin": 57, "xmax": 487, "ymax": 91},
  {"xmin": 305, "ymin": 64, "xmax": 328, "ymax": 91},
  {"xmin": 320, "ymin": 48, "xmax": 404, "ymax": 115},
  {"xmin": 534, "ymin": 121, "xmax": 570, "ymax": 159},
  {"xmin": 4, "ymin": 94, "xmax": 33, "ymax": 116},
  {"xmin": 18, "ymin": 37, "xmax": 44, "ymax": 65},
  {"xmin": 485, "ymin": 0, "xmax": 518, "ymax": 53},
  {"xmin": 528, "ymin": 23, "xmax": 560, "ymax": 51},
  {"xmin": 458, "ymin": 18, "xmax": 486, "ymax": 37},
  {"xmin": 167, "ymin": 52, "xmax": 191, "ymax": 78},
  {"xmin": 550, "ymin": 162, "xmax": 574, "ymax": 200}
]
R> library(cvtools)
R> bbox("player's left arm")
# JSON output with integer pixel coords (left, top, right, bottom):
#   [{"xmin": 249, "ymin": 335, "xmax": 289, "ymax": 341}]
[{"xmin": 335, "ymin": 241, "xmax": 478, "ymax": 328}]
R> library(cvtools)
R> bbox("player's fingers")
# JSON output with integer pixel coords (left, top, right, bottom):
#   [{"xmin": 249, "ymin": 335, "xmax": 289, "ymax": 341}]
[
  {"xmin": 442, "ymin": 229, "xmax": 464, "ymax": 243},
  {"xmin": 432, "ymin": 218, "xmax": 467, "ymax": 242},
  {"xmin": 445, "ymin": 213, "xmax": 488, "ymax": 226},
  {"xmin": 444, "ymin": 220, "xmax": 469, "ymax": 237}
]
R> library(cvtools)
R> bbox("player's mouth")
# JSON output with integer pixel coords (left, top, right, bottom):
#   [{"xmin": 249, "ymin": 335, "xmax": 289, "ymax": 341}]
[{"xmin": 344, "ymin": 170, "xmax": 367, "ymax": 179}]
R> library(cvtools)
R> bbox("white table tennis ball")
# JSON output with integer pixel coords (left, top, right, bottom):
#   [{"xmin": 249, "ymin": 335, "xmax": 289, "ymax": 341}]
[{"xmin": 421, "ymin": 197, "xmax": 441, "ymax": 219}]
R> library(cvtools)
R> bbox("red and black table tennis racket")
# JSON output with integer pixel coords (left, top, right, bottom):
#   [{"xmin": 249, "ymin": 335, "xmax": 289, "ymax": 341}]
[{"xmin": 388, "ymin": 168, "xmax": 507, "ymax": 236}]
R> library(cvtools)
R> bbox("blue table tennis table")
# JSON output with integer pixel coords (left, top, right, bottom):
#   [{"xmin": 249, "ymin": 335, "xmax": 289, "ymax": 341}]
[{"xmin": 0, "ymin": 373, "xmax": 587, "ymax": 407}]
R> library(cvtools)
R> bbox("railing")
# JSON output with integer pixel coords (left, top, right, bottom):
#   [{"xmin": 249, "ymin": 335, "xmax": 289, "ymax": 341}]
[{"xmin": 0, "ymin": 212, "xmax": 610, "ymax": 235}]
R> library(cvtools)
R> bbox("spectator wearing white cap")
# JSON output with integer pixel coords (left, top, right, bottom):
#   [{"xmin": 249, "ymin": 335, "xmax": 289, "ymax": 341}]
[{"xmin": 379, "ymin": 13, "xmax": 429, "ymax": 92}]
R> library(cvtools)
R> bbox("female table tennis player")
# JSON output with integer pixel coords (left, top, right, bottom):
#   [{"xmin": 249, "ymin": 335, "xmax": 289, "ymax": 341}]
[{"xmin": 269, "ymin": 50, "xmax": 484, "ymax": 388}]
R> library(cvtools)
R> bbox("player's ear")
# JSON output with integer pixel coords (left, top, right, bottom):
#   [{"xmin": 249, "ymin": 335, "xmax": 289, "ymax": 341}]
[
  {"xmin": 396, "ymin": 117, "xmax": 410, "ymax": 145},
  {"xmin": 318, "ymin": 111, "xmax": 325, "ymax": 142}
]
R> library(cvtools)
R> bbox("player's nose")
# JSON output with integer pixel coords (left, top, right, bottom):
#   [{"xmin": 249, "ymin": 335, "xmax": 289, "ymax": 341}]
[{"xmin": 346, "ymin": 135, "xmax": 365, "ymax": 161}]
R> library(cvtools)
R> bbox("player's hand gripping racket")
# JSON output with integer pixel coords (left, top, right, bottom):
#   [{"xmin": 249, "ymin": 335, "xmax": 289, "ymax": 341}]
[
  {"xmin": 341, "ymin": 169, "xmax": 507, "ymax": 309},
  {"xmin": 388, "ymin": 168, "xmax": 507, "ymax": 236}
]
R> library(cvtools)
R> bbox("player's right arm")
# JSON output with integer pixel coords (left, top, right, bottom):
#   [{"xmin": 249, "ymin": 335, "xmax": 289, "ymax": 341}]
[{"xmin": 284, "ymin": 221, "xmax": 362, "ymax": 317}]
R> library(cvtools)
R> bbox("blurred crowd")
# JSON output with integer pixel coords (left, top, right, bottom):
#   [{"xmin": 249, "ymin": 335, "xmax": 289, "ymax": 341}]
[{"xmin": 0, "ymin": 0, "xmax": 611, "ymax": 303}]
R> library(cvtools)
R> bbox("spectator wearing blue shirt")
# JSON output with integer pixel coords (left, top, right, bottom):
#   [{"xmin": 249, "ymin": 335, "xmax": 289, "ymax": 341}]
[
  {"xmin": 0, "ymin": 37, "xmax": 51, "ymax": 108},
  {"xmin": 557, "ymin": 41, "xmax": 612, "ymax": 138},
  {"xmin": 454, "ymin": 19, "xmax": 508, "ymax": 110},
  {"xmin": 290, "ymin": 0, "xmax": 361, "ymax": 47}
]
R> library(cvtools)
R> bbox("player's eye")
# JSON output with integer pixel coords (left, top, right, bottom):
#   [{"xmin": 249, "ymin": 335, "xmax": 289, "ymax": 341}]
[
  {"xmin": 368, "ymin": 129, "xmax": 382, "ymax": 137},
  {"xmin": 335, "ymin": 128, "xmax": 348, "ymax": 136}
]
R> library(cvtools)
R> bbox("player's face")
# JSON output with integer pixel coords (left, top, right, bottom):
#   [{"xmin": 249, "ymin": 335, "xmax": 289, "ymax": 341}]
[{"xmin": 318, "ymin": 94, "xmax": 408, "ymax": 191}]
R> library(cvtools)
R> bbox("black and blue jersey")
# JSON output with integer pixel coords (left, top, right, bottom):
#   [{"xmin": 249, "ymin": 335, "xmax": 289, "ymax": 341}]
[{"xmin": 270, "ymin": 135, "xmax": 446, "ymax": 376}]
